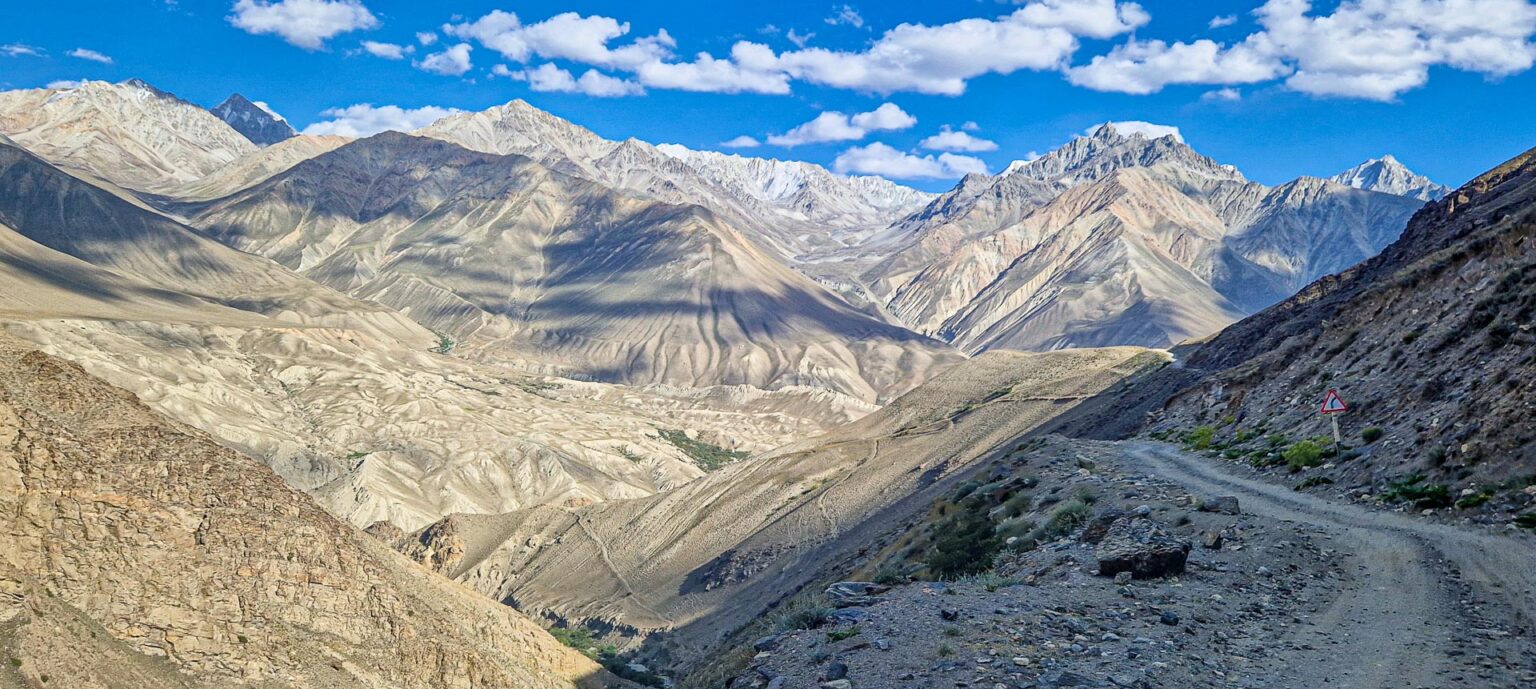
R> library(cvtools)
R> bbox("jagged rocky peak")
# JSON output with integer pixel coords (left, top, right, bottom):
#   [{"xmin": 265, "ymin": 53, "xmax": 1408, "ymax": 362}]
[
  {"xmin": 1007, "ymin": 122, "xmax": 1247, "ymax": 189},
  {"xmin": 211, "ymin": 93, "xmax": 297, "ymax": 146},
  {"xmin": 1330, "ymin": 154, "xmax": 1453, "ymax": 201}
]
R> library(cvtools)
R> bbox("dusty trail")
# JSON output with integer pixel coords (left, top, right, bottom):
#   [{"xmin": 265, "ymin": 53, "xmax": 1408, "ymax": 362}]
[
  {"xmin": 1125, "ymin": 441, "xmax": 1536, "ymax": 689},
  {"xmin": 575, "ymin": 516, "xmax": 674, "ymax": 628}
]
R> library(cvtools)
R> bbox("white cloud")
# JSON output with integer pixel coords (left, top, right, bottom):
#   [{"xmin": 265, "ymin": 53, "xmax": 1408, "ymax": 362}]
[
  {"xmin": 767, "ymin": 103, "xmax": 916, "ymax": 146},
  {"xmin": 1, "ymin": 44, "xmax": 43, "ymax": 57},
  {"xmin": 825, "ymin": 5, "xmax": 865, "ymax": 28},
  {"xmin": 1209, "ymin": 15, "xmax": 1238, "ymax": 29},
  {"xmin": 961, "ymin": 121, "xmax": 981, "ymax": 131},
  {"xmin": 251, "ymin": 100, "xmax": 287, "ymax": 121},
  {"xmin": 361, "ymin": 40, "xmax": 411, "ymax": 59},
  {"xmin": 441, "ymin": 2, "xmax": 1146, "ymax": 96},
  {"xmin": 229, "ymin": 0, "xmax": 379, "ymax": 51},
  {"xmin": 921, "ymin": 126, "xmax": 999, "ymax": 152},
  {"xmin": 300, "ymin": 103, "xmax": 461, "ymax": 137},
  {"xmin": 1014, "ymin": 0, "xmax": 1151, "ymax": 39},
  {"xmin": 834, "ymin": 142, "xmax": 988, "ymax": 179},
  {"xmin": 46, "ymin": 80, "xmax": 83, "ymax": 89},
  {"xmin": 414, "ymin": 43, "xmax": 472, "ymax": 76},
  {"xmin": 1068, "ymin": 38, "xmax": 1287, "ymax": 95},
  {"xmin": 505, "ymin": 63, "xmax": 645, "ymax": 96},
  {"xmin": 1202, "ymin": 87, "xmax": 1242, "ymax": 101},
  {"xmin": 786, "ymin": 28, "xmax": 815, "ymax": 48},
  {"xmin": 1090, "ymin": 121, "xmax": 1183, "ymax": 141},
  {"xmin": 68, "ymin": 48, "xmax": 113, "ymax": 64},
  {"xmin": 721, "ymin": 135, "xmax": 761, "ymax": 148},
  {"xmin": 416, "ymin": 31, "xmax": 438, "ymax": 46},
  {"xmin": 446, "ymin": 10, "xmax": 674, "ymax": 71},
  {"xmin": 1071, "ymin": 0, "xmax": 1536, "ymax": 101}
]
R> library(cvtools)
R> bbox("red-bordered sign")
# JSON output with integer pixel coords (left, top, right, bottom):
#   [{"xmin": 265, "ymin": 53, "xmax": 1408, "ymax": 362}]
[{"xmin": 1320, "ymin": 389, "xmax": 1348, "ymax": 414}]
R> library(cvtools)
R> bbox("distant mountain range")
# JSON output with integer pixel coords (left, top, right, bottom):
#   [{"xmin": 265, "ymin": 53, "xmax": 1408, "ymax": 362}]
[{"xmin": 0, "ymin": 77, "xmax": 1447, "ymax": 366}]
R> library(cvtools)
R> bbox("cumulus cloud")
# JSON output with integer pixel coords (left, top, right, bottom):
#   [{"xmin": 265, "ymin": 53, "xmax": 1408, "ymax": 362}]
[
  {"xmin": 300, "ymin": 103, "xmax": 461, "ymax": 137},
  {"xmin": 1091, "ymin": 121, "xmax": 1183, "ymax": 141},
  {"xmin": 502, "ymin": 63, "xmax": 645, "ymax": 96},
  {"xmin": 446, "ymin": 10, "xmax": 675, "ymax": 71},
  {"xmin": 767, "ymin": 103, "xmax": 916, "ymax": 146},
  {"xmin": 229, "ymin": 0, "xmax": 379, "ymax": 50},
  {"xmin": 786, "ymin": 29, "xmax": 815, "ymax": 48},
  {"xmin": 921, "ymin": 126, "xmax": 999, "ymax": 152},
  {"xmin": 442, "ymin": 1, "xmax": 1147, "ymax": 96},
  {"xmin": 1070, "ymin": 0, "xmax": 1536, "ymax": 101},
  {"xmin": 68, "ymin": 48, "xmax": 113, "ymax": 64},
  {"xmin": 416, "ymin": 31, "xmax": 438, "ymax": 46},
  {"xmin": 834, "ymin": 142, "xmax": 988, "ymax": 179},
  {"xmin": 361, "ymin": 40, "xmax": 411, "ymax": 59},
  {"xmin": 414, "ymin": 43, "xmax": 472, "ymax": 76},
  {"xmin": 1209, "ymin": 15, "xmax": 1238, "ymax": 28},
  {"xmin": 1, "ymin": 44, "xmax": 43, "ymax": 57},
  {"xmin": 721, "ymin": 135, "xmax": 761, "ymax": 148},
  {"xmin": 961, "ymin": 121, "xmax": 981, "ymax": 131},
  {"xmin": 1202, "ymin": 87, "xmax": 1242, "ymax": 101}
]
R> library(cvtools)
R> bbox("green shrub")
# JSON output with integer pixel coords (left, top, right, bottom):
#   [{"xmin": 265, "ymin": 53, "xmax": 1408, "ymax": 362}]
[
  {"xmin": 872, "ymin": 567, "xmax": 904, "ymax": 585},
  {"xmin": 1382, "ymin": 475, "xmax": 1452, "ymax": 508},
  {"xmin": 942, "ymin": 626, "xmax": 960, "ymax": 637},
  {"xmin": 1283, "ymin": 441, "xmax": 1325, "ymax": 473},
  {"xmin": 549, "ymin": 626, "xmax": 596, "ymax": 655},
  {"xmin": 1515, "ymin": 513, "xmax": 1536, "ymax": 530},
  {"xmin": 1186, "ymin": 426, "xmax": 1216, "ymax": 450},
  {"xmin": 9, "ymin": 658, "xmax": 20, "ymax": 668},
  {"xmin": 937, "ymin": 643, "xmax": 956, "ymax": 658},
  {"xmin": 1361, "ymin": 427, "xmax": 1385, "ymax": 443},
  {"xmin": 924, "ymin": 497, "xmax": 1000, "ymax": 579},
  {"xmin": 1024, "ymin": 499, "xmax": 1092, "ymax": 547}
]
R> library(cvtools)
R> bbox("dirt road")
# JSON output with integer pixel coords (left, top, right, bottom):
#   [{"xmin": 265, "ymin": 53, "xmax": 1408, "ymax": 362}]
[{"xmin": 1125, "ymin": 441, "xmax": 1536, "ymax": 689}]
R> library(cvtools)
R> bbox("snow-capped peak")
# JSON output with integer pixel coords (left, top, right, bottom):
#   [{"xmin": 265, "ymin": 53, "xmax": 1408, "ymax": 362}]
[
  {"xmin": 1329, "ymin": 155, "xmax": 1451, "ymax": 201},
  {"xmin": 212, "ymin": 93, "xmax": 296, "ymax": 146}
]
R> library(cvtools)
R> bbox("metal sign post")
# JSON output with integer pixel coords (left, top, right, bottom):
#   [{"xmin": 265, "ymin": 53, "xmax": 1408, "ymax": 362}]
[{"xmin": 1320, "ymin": 389, "xmax": 1348, "ymax": 456}]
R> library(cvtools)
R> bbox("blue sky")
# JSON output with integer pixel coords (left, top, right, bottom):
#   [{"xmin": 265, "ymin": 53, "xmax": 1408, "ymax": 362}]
[{"xmin": 3, "ymin": 0, "xmax": 1535, "ymax": 191}]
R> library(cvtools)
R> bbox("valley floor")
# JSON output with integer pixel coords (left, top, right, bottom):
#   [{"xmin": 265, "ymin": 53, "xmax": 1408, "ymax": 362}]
[{"xmin": 738, "ymin": 438, "xmax": 1536, "ymax": 689}]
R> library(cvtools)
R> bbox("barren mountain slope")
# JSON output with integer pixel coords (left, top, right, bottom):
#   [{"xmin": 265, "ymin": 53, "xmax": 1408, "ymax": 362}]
[
  {"xmin": 211, "ymin": 93, "xmax": 297, "ymax": 146},
  {"xmin": 0, "ymin": 138, "xmax": 430, "ymax": 342},
  {"xmin": 189, "ymin": 132, "xmax": 961, "ymax": 402},
  {"xmin": 167, "ymin": 134, "xmax": 351, "ymax": 201},
  {"xmin": 0, "ymin": 333, "xmax": 619, "ymax": 689},
  {"xmin": 388, "ymin": 347, "xmax": 1162, "ymax": 665},
  {"xmin": 0, "ymin": 80, "xmax": 255, "ymax": 193},
  {"xmin": 1160, "ymin": 143, "xmax": 1536, "ymax": 491}
]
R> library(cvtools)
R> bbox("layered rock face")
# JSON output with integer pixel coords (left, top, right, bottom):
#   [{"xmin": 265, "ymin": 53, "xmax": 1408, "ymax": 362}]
[
  {"xmin": 211, "ymin": 93, "xmax": 298, "ymax": 147},
  {"xmin": 0, "ymin": 333, "xmax": 617, "ymax": 689}
]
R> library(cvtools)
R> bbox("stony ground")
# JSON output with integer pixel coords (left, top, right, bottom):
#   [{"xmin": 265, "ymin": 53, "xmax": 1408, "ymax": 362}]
[{"xmin": 730, "ymin": 437, "xmax": 1536, "ymax": 689}]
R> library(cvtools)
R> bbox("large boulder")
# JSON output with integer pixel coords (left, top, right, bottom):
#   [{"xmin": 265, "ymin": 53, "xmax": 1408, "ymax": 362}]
[{"xmin": 1095, "ymin": 518, "xmax": 1191, "ymax": 579}]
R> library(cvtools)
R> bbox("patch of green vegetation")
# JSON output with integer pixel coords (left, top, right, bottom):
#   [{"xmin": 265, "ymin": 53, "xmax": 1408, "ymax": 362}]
[
  {"xmin": 1361, "ymin": 427, "xmax": 1385, "ymax": 443},
  {"xmin": 872, "ymin": 566, "xmax": 905, "ymax": 585},
  {"xmin": 826, "ymin": 626, "xmax": 861, "ymax": 642},
  {"xmin": 237, "ymin": 634, "xmax": 249, "ymax": 644},
  {"xmin": 1022, "ymin": 498, "xmax": 1092, "ymax": 547},
  {"xmin": 1283, "ymin": 441, "xmax": 1325, "ymax": 473},
  {"xmin": 967, "ymin": 572, "xmax": 1023, "ymax": 592},
  {"xmin": 942, "ymin": 626, "xmax": 960, "ymax": 637},
  {"xmin": 1185, "ymin": 426, "xmax": 1216, "ymax": 451},
  {"xmin": 429, "ymin": 333, "xmax": 455, "ymax": 354},
  {"xmin": 1266, "ymin": 433, "xmax": 1290, "ymax": 448},
  {"xmin": 924, "ymin": 496, "xmax": 1001, "ymax": 579},
  {"xmin": 1515, "ymin": 513, "xmax": 1536, "ymax": 530},
  {"xmin": 1455, "ymin": 492, "xmax": 1492, "ymax": 509},
  {"xmin": 1381, "ymin": 475, "xmax": 1452, "ymax": 509},
  {"xmin": 549, "ymin": 626, "xmax": 597, "ymax": 654},
  {"xmin": 616, "ymin": 445, "xmax": 643, "ymax": 463},
  {"xmin": 1234, "ymin": 429, "xmax": 1258, "ymax": 443},
  {"xmin": 514, "ymin": 380, "xmax": 563, "ymax": 395},
  {"xmin": 656, "ymin": 429, "xmax": 750, "ymax": 471},
  {"xmin": 937, "ymin": 643, "xmax": 956, "ymax": 658},
  {"xmin": 9, "ymin": 658, "xmax": 20, "ymax": 668},
  {"xmin": 344, "ymin": 451, "xmax": 372, "ymax": 461}
]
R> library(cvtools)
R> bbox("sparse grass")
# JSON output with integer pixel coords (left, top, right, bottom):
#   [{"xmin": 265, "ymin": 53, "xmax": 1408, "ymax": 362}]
[
  {"xmin": 925, "ymin": 496, "xmax": 1000, "ymax": 579},
  {"xmin": 826, "ymin": 626, "xmax": 861, "ymax": 642},
  {"xmin": 429, "ymin": 333, "xmax": 455, "ymax": 354},
  {"xmin": 344, "ymin": 451, "xmax": 372, "ymax": 461},
  {"xmin": 776, "ymin": 605, "xmax": 832, "ymax": 632},
  {"xmin": 1023, "ymin": 498, "xmax": 1092, "ymax": 547},
  {"xmin": 237, "ymin": 634, "xmax": 249, "ymax": 644},
  {"xmin": 9, "ymin": 658, "xmax": 20, "ymax": 668},
  {"xmin": 942, "ymin": 626, "xmax": 960, "ymax": 637},
  {"xmin": 1455, "ymin": 492, "xmax": 1492, "ymax": 509},
  {"xmin": 616, "ymin": 445, "xmax": 643, "ymax": 463},
  {"xmin": 1295, "ymin": 476, "xmax": 1334, "ymax": 490},
  {"xmin": 1515, "ymin": 513, "xmax": 1536, "ymax": 530},
  {"xmin": 656, "ymin": 429, "xmax": 750, "ymax": 472},
  {"xmin": 1361, "ymin": 427, "xmax": 1385, "ymax": 443},
  {"xmin": 937, "ymin": 643, "xmax": 956, "ymax": 658},
  {"xmin": 965, "ymin": 571, "xmax": 1023, "ymax": 592},
  {"xmin": 872, "ymin": 566, "xmax": 905, "ymax": 585}
]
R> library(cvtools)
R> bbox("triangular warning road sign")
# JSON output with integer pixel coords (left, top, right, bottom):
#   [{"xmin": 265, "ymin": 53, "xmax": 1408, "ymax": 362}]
[{"xmin": 1320, "ymin": 389, "xmax": 1348, "ymax": 414}]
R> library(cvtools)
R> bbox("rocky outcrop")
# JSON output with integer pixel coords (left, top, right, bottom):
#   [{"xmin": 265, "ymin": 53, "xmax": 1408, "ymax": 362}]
[
  {"xmin": 1094, "ymin": 518, "xmax": 1191, "ymax": 579},
  {"xmin": 0, "ymin": 334, "xmax": 615, "ymax": 688}
]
